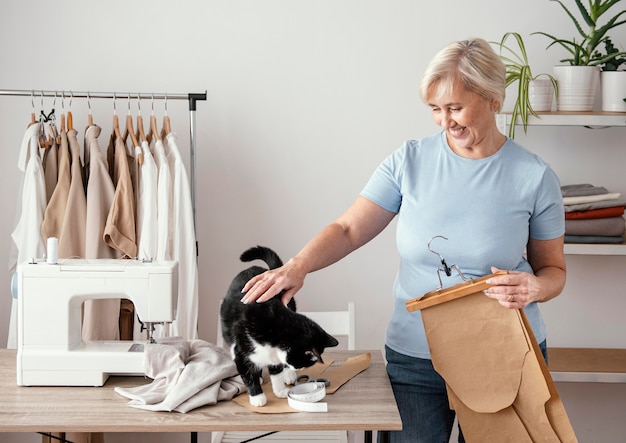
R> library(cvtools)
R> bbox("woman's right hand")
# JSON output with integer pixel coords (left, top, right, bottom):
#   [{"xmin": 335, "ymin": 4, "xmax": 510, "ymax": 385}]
[{"xmin": 240, "ymin": 257, "xmax": 306, "ymax": 305}]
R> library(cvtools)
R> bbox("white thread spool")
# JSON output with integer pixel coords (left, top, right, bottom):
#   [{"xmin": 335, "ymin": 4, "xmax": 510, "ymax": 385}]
[{"xmin": 47, "ymin": 237, "xmax": 58, "ymax": 264}]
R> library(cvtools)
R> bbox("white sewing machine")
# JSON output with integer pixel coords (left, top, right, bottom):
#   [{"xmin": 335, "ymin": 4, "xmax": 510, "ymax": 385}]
[{"xmin": 16, "ymin": 258, "xmax": 178, "ymax": 387}]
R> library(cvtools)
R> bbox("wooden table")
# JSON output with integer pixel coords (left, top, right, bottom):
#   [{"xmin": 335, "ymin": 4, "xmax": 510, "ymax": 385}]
[{"xmin": 0, "ymin": 349, "xmax": 401, "ymax": 441}]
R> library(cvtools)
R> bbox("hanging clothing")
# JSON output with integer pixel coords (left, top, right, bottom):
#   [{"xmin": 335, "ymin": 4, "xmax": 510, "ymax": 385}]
[
  {"xmin": 82, "ymin": 125, "xmax": 119, "ymax": 341},
  {"xmin": 136, "ymin": 140, "xmax": 158, "ymax": 260},
  {"xmin": 153, "ymin": 137, "xmax": 172, "ymax": 261},
  {"xmin": 59, "ymin": 128, "xmax": 87, "ymax": 258},
  {"xmin": 130, "ymin": 139, "xmax": 159, "ymax": 340},
  {"xmin": 165, "ymin": 132, "xmax": 198, "ymax": 340},
  {"xmin": 41, "ymin": 127, "xmax": 70, "ymax": 241},
  {"xmin": 103, "ymin": 133, "xmax": 137, "ymax": 258},
  {"xmin": 42, "ymin": 122, "xmax": 59, "ymax": 203},
  {"xmin": 7, "ymin": 123, "xmax": 47, "ymax": 348}
]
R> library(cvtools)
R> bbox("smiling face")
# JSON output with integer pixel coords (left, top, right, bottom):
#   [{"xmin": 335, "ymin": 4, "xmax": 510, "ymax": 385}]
[{"xmin": 427, "ymin": 79, "xmax": 505, "ymax": 159}]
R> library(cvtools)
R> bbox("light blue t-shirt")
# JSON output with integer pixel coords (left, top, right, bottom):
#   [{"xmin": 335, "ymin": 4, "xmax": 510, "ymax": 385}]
[{"xmin": 360, "ymin": 132, "xmax": 564, "ymax": 359}]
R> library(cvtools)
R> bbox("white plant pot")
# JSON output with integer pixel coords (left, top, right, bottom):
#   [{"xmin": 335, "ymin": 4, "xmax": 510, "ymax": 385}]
[
  {"xmin": 601, "ymin": 71, "xmax": 626, "ymax": 112},
  {"xmin": 528, "ymin": 78, "xmax": 555, "ymax": 112},
  {"xmin": 553, "ymin": 65, "xmax": 600, "ymax": 111}
]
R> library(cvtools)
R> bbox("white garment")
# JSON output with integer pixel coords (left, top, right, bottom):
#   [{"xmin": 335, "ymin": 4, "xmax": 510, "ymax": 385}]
[
  {"xmin": 114, "ymin": 339, "xmax": 243, "ymax": 413},
  {"xmin": 153, "ymin": 138, "xmax": 172, "ymax": 261},
  {"xmin": 136, "ymin": 140, "xmax": 158, "ymax": 260},
  {"xmin": 562, "ymin": 192, "xmax": 622, "ymax": 206},
  {"xmin": 7, "ymin": 123, "xmax": 47, "ymax": 348},
  {"xmin": 164, "ymin": 133, "xmax": 199, "ymax": 340}
]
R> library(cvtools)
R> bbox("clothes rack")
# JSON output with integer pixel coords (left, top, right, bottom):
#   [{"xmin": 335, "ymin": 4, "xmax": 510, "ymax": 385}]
[
  {"xmin": 0, "ymin": 88, "xmax": 207, "ymax": 241},
  {"xmin": 3, "ymin": 89, "xmax": 207, "ymax": 443}
]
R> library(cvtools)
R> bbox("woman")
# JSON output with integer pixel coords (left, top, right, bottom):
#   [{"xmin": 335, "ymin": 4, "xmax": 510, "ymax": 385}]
[{"xmin": 241, "ymin": 38, "xmax": 566, "ymax": 443}]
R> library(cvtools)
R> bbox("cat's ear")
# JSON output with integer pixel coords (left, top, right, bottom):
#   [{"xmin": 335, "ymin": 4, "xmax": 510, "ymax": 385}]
[{"xmin": 325, "ymin": 333, "xmax": 339, "ymax": 348}]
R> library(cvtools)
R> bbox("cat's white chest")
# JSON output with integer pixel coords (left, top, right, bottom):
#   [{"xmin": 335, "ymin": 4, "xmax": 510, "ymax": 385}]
[{"xmin": 249, "ymin": 338, "xmax": 288, "ymax": 367}]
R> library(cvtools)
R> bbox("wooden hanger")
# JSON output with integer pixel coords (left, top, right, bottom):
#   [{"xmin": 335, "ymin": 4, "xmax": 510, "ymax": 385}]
[
  {"xmin": 122, "ymin": 96, "xmax": 143, "ymax": 165},
  {"xmin": 137, "ymin": 113, "xmax": 147, "ymax": 144},
  {"xmin": 86, "ymin": 92, "xmax": 94, "ymax": 126},
  {"xmin": 148, "ymin": 114, "xmax": 161, "ymax": 143},
  {"xmin": 67, "ymin": 91, "xmax": 74, "ymax": 131},
  {"xmin": 406, "ymin": 270, "xmax": 509, "ymax": 312},
  {"xmin": 112, "ymin": 94, "xmax": 121, "ymax": 139},
  {"xmin": 160, "ymin": 94, "xmax": 171, "ymax": 138},
  {"xmin": 56, "ymin": 92, "xmax": 66, "ymax": 145},
  {"xmin": 113, "ymin": 114, "xmax": 121, "ymax": 139},
  {"xmin": 123, "ymin": 114, "xmax": 139, "ymax": 147},
  {"xmin": 161, "ymin": 114, "xmax": 171, "ymax": 139},
  {"xmin": 58, "ymin": 113, "xmax": 65, "ymax": 145},
  {"xmin": 134, "ymin": 94, "xmax": 147, "ymax": 144},
  {"xmin": 146, "ymin": 94, "xmax": 161, "ymax": 143}
]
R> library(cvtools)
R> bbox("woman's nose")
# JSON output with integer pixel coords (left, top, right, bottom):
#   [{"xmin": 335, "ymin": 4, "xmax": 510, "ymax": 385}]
[{"xmin": 438, "ymin": 111, "xmax": 454, "ymax": 129}]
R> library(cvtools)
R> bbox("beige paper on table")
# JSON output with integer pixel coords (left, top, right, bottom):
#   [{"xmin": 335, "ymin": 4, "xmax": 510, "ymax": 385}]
[
  {"xmin": 406, "ymin": 273, "xmax": 578, "ymax": 443},
  {"xmin": 233, "ymin": 353, "xmax": 371, "ymax": 413}
]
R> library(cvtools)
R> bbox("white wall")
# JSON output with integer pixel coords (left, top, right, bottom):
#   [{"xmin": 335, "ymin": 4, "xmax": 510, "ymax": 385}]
[{"xmin": 0, "ymin": 1, "xmax": 624, "ymax": 441}]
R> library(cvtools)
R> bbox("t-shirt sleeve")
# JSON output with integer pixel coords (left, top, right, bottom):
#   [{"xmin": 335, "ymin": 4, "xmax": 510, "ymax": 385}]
[
  {"xmin": 359, "ymin": 146, "xmax": 405, "ymax": 214},
  {"xmin": 530, "ymin": 167, "xmax": 565, "ymax": 240}
]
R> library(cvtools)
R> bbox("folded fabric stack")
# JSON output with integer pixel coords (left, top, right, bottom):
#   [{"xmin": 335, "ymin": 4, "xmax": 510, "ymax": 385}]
[{"xmin": 562, "ymin": 184, "xmax": 626, "ymax": 244}]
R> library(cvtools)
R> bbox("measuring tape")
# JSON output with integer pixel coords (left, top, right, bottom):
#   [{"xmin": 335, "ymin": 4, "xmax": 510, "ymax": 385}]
[{"xmin": 287, "ymin": 382, "xmax": 328, "ymax": 412}]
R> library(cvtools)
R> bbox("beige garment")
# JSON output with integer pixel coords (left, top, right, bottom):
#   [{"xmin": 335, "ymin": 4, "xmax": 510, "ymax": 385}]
[
  {"xmin": 408, "ymin": 275, "xmax": 577, "ymax": 443},
  {"xmin": 41, "ymin": 128, "xmax": 70, "ymax": 240},
  {"xmin": 84, "ymin": 126, "xmax": 116, "ymax": 259},
  {"xmin": 59, "ymin": 128, "xmax": 87, "ymax": 258},
  {"xmin": 82, "ymin": 125, "xmax": 119, "ymax": 341},
  {"xmin": 42, "ymin": 122, "xmax": 59, "ymax": 202},
  {"xmin": 103, "ymin": 133, "xmax": 137, "ymax": 258}
]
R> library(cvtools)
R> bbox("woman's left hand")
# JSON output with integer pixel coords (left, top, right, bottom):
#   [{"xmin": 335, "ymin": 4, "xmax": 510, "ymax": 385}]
[{"xmin": 483, "ymin": 266, "xmax": 542, "ymax": 309}]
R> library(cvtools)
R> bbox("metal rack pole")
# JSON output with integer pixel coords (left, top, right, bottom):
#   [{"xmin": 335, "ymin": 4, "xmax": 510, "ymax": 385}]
[
  {"xmin": 0, "ymin": 88, "xmax": 206, "ymax": 254},
  {"xmin": 0, "ymin": 89, "xmax": 204, "ymax": 101}
]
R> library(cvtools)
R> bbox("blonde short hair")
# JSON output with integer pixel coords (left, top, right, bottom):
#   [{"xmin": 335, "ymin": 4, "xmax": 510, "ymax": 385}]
[{"xmin": 419, "ymin": 38, "xmax": 506, "ymax": 112}]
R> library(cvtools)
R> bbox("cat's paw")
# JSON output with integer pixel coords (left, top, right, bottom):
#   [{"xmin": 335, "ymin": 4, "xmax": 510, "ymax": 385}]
[
  {"xmin": 269, "ymin": 372, "xmax": 292, "ymax": 398},
  {"xmin": 282, "ymin": 368, "xmax": 297, "ymax": 385},
  {"xmin": 249, "ymin": 393, "xmax": 267, "ymax": 407},
  {"xmin": 273, "ymin": 386, "xmax": 291, "ymax": 399}
]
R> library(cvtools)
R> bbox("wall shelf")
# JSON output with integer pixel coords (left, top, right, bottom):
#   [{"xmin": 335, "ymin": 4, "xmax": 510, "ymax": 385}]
[
  {"xmin": 502, "ymin": 111, "xmax": 626, "ymax": 257},
  {"xmin": 564, "ymin": 242, "xmax": 626, "ymax": 256},
  {"xmin": 504, "ymin": 111, "xmax": 626, "ymax": 127},
  {"xmin": 503, "ymin": 112, "xmax": 626, "ymax": 385},
  {"xmin": 549, "ymin": 348, "xmax": 626, "ymax": 383}
]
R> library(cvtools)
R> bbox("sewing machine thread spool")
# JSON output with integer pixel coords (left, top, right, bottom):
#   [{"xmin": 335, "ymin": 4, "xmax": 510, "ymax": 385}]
[{"xmin": 46, "ymin": 237, "xmax": 58, "ymax": 264}]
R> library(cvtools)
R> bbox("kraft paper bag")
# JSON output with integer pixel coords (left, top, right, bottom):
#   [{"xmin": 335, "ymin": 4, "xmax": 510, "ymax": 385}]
[{"xmin": 407, "ymin": 273, "xmax": 577, "ymax": 443}]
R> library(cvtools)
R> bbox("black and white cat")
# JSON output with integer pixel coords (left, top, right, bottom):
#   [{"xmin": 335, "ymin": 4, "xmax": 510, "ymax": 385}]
[{"xmin": 220, "ymin": 246, "xmax": 339, "ymax": 407}]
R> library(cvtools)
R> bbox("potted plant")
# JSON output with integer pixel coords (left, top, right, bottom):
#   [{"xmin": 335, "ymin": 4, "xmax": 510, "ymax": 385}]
[
  {"xmin": 493, "ymin": 32, "xmax": 559, "ymax": 138},
  {"xmin": 533, "ymin": 0, "xmax": 626, "ymax": 111},
  {"xmin": 600, "ymin": 37, "xmax": 626, "ymax": 111}
]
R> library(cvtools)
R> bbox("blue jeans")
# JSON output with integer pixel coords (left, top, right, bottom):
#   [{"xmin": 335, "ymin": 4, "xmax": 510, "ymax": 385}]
[{"xmin": 383, "ymin": 342, "xmax": 548, "ymax": 443}]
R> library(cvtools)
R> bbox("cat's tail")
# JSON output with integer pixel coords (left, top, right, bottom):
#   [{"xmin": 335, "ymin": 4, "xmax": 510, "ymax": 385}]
[{"xmin": 240, "ymin": 245, "xmax": 284, "ymax": 270}]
